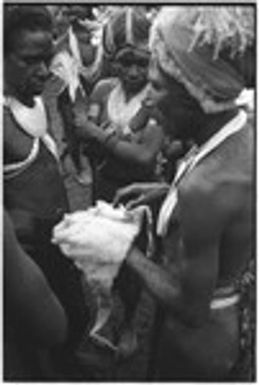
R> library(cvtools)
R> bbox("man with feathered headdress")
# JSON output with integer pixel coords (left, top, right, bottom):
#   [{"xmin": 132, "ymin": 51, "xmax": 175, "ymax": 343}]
[
  {"xmin": 112, "ymin": 5, "xmax": 255, "ymax": 380},
  {"xmin": 51, "ymin": 5, "xmax": 254, "ymax": 380}
]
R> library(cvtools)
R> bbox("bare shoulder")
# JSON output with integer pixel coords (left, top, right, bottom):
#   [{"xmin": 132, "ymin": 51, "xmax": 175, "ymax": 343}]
[
  {"xmin": 90, "ymin": 77, "xmax": 118, "ymax": 104},
  {"xmin": 179, "ymin": 125, "xmax": 253, "ymax": 224},
  {"xmin": 4, "ymin": 106, "xmax": 33, "ymax": 163},
  {"xmin": 4, "ymin": 107, "xmax": 19, "ymax": 145}
]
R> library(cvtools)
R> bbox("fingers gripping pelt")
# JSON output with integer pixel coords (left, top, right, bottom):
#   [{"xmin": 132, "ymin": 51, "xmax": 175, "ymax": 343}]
[{"xmin": 52, "ymin": 201, "xmax": 153, "ymax": 350}]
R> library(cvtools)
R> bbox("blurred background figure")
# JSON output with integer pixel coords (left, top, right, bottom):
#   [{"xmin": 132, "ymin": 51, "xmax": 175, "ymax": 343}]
[{"xmin": 51, "ymin": 5, "xmax": 106, "ymax": 188}]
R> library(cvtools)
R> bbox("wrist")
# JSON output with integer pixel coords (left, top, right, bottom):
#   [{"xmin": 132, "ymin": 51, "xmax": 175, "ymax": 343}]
[
  {"xmin": 126, "ymin": 245, "xmax": 142, "ymax": 268},
  {"xmin": 101, "ymin": 127, "xmax": 118, "ymax": 148}
]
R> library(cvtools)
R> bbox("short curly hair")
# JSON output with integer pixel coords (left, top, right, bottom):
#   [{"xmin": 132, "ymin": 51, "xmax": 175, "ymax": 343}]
[{"xmin": 4, "ymin": 5, "xmax": 53, "ymax": 55}]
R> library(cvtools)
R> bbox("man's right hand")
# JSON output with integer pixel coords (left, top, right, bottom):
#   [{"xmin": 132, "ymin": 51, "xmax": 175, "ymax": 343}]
[{"xmin": 113, "ymin": 182, "xmax": 169, "ymax": 210}]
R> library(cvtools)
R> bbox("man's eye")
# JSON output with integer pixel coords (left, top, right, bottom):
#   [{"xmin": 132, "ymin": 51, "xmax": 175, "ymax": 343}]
[
  {"xmin": 151, "ymin": 81, "xmax": 162, "ymax": 91},
  {"xmin": 23, "ymin": 57, "xmax": 39, "ymax": 65}
]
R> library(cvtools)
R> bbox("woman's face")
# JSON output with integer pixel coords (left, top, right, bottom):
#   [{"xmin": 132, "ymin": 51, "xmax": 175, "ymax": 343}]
[{"xmin": 116, "ymin": 48, "xmax": 150, "ymax": 95}]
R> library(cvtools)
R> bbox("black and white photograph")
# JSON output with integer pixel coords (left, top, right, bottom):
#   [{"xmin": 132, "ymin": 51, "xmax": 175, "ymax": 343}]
[{"xmin": 3, "ymin": 1, "xmax": 256, "ymax": 382}]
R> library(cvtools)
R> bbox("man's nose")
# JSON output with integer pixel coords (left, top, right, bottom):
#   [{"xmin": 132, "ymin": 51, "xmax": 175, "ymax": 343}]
[
  {"xmin": 37, "ymin": 61, "xmax": 50, "ymax": 78},
  {"xmin": 128, "ymin": 64, "xmax": 139, "ymax": 77}
]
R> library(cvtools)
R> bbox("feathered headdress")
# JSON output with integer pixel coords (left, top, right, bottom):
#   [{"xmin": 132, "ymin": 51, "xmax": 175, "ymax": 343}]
[
  {"xmin": 150, "ymin": 6, "xmax": 255, "ymax": 113},
  {"xmin": 103, "ymin": 6, "xmax": 150, "ymax": 59}
]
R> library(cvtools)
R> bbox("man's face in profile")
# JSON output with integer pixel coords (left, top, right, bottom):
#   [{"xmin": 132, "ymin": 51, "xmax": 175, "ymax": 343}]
[{"xmin": 147, "ymin": 59, "xmax": 203, "ymax": 140}]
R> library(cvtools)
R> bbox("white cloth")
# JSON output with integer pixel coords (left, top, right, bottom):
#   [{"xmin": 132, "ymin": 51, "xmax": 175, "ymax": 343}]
[
  {"xmin": 157, "ymin": 109, "xmax": 247, "ymax": 236},
  {"xmin": 68, "ymin": 26, "xmax": 82, "ymax": 66},
  {"xmin": 3, "ymin": 96, "xmax": 58, "ymax": 178},
  {"xmin": 51, "ymin": 27, "xmax": 84, "ymax": 102},
  {"xmin": 51, "ymin": 49, "xmax": 82, "ymax": 102},
  {"xmin": 107, "ymin": 81, "xmax": 149, "ymax": 136},
  {"xmin": 235, "ymin": 88, "xmax": 254, "ymax": 111},
  {"xmin": 52, "ymin": 201, "xmax": 153, "ymax": 349},
  {"xmin": 51, "ymin": 26, "xmax": 103, "ymax": 102},
  {"xmin": 4, "ymin": 96, "xmax": 47, "ymax": 138}
]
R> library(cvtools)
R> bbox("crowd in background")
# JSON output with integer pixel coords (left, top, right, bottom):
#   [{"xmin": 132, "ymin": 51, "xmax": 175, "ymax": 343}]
[
  {"xmin": 3, "ymin": 4, "xmax": 255, "ymax": 382},
  {"xmin": 48, "ymin": 5, "xmax": 189, "ymax": 192}
]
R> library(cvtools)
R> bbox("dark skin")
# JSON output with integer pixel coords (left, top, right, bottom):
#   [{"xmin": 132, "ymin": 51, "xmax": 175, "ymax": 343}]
[
  {"xmin": 115, "ymin": 62, "xmax": 254, "ymax": 378},
  {"xmin": 4, "ymin": 210, "xmax": 68, "ymax": 347},
  {"xmin": 72, "ymin": 48, "xmax": 164, "ymax": 359},
  {"xmin": 5, "ymin": 30, "xmax": 53, "ymax": 107},
  {"xmin": 4, "ymin": 29, "xmax": 53, "ymax": 164},
  {"xmin": 57, "ymin": 6, "xmax": 97, "ymax": 69},
  {"xmin": 115, "ymin": 47, "xmax": 150, "ymax": 101},
  {"xmin": 4, "ymin": 26, "xmax": 88, "ymax": 356},
  {"xmin": 72, "ymin": 49, "xmax": 163, "ymax": 173},
  {"xmin": 147, "ymin": 60, "xmax": 239, "ymax": 145},
  {"xmin": 114, "ymin": 62, "xmax": 239, "ymax": 205}
]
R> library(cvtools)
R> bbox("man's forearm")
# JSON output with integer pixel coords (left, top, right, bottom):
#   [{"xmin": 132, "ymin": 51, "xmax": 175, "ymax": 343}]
[
  {"xmin": 125, "ymin": 246, "xmax": 181, "ymax": 310},
  {"xmin": 77, "ymin": 119, "xmax": 161, "ymax": 168}
]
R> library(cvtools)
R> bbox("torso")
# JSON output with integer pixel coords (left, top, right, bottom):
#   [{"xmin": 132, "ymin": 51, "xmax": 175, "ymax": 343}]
[
  {"xmin": 169, "ymin": 122, "xmax": 254, "ymax": 285},
  {"xmin": 90, "ymin": 78, "xmax": 161, "ymax": 200},
  {"xmin": 4, "ymin": 104, "xmax": 87, "ymax": 345},
  {"xmin": 4, "ymin": 105, "xmax": 68, "ymax": 221},
  {"xmin": 155, "ymin": 119, "xmax": 254, "ymax": 380},
  {"xmin": 4, "ymin": 106, "xmax": 35, "ymax": 164}
]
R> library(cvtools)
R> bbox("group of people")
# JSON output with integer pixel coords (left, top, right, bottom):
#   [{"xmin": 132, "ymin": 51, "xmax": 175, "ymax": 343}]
[{"xmin": 3, "ymin": 4, "xmax": 255, "ymax": 382}]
